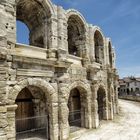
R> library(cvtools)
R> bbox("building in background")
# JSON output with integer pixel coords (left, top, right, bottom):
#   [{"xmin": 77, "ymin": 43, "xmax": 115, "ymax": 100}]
[
  {"xmin": 0, "ymin": 0, "xmax": 119, "ymax": 140},
  {"xmin": 118, "ymin": 77, "xmax": 140, "ymax": 96}
]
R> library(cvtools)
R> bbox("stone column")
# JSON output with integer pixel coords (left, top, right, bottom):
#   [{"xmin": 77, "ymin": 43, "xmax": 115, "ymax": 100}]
[
  {"xmin": 104, "ymin": 38, "xmax": 109, "ymax": 66},
  {"xmin": 0, "ymin": 106, "xmax": 7, "ymax": 140},
  {"xmin": 86, "ymin": 96, "xmax": 92, "ymax": 129},
  {"xmin": 6, "ymin": 104, "xmax": 17, "ymax": 140},
  {"xmin": 49, "ymin": 103, "xmax": 59, "ymax": 140},
  {"xmin": 91, "ymin": 84, "xmax": 99, "ymax": 128},
  {"xmin": 88, "ymin": 24, "xmax": 95, "ymax": 63},
  {"xmin": 59, "ymin": 102, "xmax": 69, "ymax": 140},
  {"xmin": 114, "ymin": 73, "xmax": 119, "ymax": 114},
  {"xmin": 108, "ymin": 101, "xmax": 113, "ymax": 120},
  {"xmin": 57, "ymin": 6, "xmax": 68, "ymax": 61},
  {"xmin": 108, "ymin": 87, "xmax": 114, "ymax": 120},
  {"xmin": 114, "ymin": 85, "xmax": 119, "ymax": 114},
  {"xmin": 80, "ymin": 91, "xmax": 92, "ymax": 129},
  {"xmin": 47, "ymin": 16, "xmax": 58, "ymax": 60},
  {"xmin": 103, "ymin": 93, "xmax": 109, "ymax": 120},
  {"xmin": 81, "ymin": 44, "xmax": 90, "ymax": 67}
]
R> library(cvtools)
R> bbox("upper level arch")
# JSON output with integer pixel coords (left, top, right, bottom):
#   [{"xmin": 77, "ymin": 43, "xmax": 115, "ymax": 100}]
[
  {"xmin": 66, "ymin": 9, "xmax": 87, "ymax": 30},
  {"xmin": 16, "ymin": 0, "xmax": 55, "ymax": 24},
  {"xmin": 94, "ymin": 30, "xmax": 104, "ymax": 46},
  {"xmin": 16, "ymin": 0, "xmax": 55, "ymax": 48},
  {"xmin": 93, "ymin": 26, "xmax": 105, "ymax": 64},
  {"xmin": 66, "ymin": 9, "xmax": 87, "ymax": 57}
]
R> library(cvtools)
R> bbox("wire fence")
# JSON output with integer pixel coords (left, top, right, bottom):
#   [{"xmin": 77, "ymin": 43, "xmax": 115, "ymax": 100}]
[
  {"xmin": 16, "ymin": 115, "xmax": 49, "ymax": 140},
  {"xmin": 69, "ymin": 110, "xmax": 81, "ymax": 132}
]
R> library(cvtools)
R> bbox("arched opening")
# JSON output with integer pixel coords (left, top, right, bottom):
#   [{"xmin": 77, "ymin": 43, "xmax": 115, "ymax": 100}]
[
  {"xmin": 108, "ymin": 42, "xmax": 113, "ymax": 67},
  {"xmin": 68, "ymin": 88, "xmax": 86, "ymax": 131},
  {"xmin": 97, "ymin": 87, "xmax": 106, "ymax": 120},
  {"xmin": 94, "ymin": 30, "xmax": 104, "ymax": 64},
  {"xmin": 16, "ymin": 0, "xmax": 50, "ymax": 48},
  {"xmin": 67, "ymin": 15, "xmax": 86, "ymax": 57},
  {"xmin": 68, "ymin": 88, "xmax": 81, "ymax": 127},
  {"xmin": 15, "ymin": 86, "xmax": 49, "ymax": 139}
]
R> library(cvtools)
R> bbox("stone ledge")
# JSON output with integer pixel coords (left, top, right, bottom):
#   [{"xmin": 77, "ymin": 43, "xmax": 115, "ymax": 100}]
[
  {"xmin": 17, "ymin": 69, "xmax": 54, "ymax": 77},
  {"xmin": 12, "ymin": 55, "xmax": 56, "ymax": 66}
]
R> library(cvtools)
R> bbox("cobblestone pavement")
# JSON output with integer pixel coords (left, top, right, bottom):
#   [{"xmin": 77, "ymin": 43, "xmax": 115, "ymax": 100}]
[{"xmin": 76, "ymin": 99, "xmax": 140, "ymax": 140}]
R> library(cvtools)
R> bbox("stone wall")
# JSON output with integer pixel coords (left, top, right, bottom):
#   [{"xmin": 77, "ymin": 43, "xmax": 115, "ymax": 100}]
[{"xmin": 0, "ymin": 0, "xmax": 119, "ymax": 140}]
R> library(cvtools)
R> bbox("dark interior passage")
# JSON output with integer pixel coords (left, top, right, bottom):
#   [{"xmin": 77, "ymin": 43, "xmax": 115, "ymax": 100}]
[
  {"xmin": 68, "ymin": 88, "xmax": 81, "ymax": 127},
  {"xmin": 15, "ymin": 86, "xmax": 49, "ymax": 139},
  {"xmin": 94, "ymin": 30, "xmax": 104, "ymax": 64},
  {"xmin": 97, "ymin": 87, "xmax": 106, "ymax": 120},
  {"xmin": 67, "ymin": 15, "xmax": 86, "ymax": 57}
]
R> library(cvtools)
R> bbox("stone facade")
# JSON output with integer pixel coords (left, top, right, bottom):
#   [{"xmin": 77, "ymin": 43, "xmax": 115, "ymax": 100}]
[{"xmin": 0, "ymin": 0, "xmax": 119, "ymax": 140}]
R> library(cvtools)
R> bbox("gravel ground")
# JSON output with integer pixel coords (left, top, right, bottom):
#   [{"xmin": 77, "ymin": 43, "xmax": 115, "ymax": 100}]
[{"xmin": 76, "ymin": 99, "xmax": 140, "ymax": 140}]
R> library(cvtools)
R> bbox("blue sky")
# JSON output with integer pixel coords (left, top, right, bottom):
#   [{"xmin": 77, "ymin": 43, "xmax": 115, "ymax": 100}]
[{"xmin": 17, "ymin": 0, "xmax": 140, "ymax": 78}]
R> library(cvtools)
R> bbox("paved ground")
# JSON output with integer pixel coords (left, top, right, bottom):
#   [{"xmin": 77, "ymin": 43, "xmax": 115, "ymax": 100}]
[{"xmin": 73, "ymin": 99, "xmax": 140, "ymax": 140}]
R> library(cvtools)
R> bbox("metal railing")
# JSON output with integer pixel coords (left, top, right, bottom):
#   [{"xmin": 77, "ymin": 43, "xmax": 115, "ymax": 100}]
[
  {"xmin": 16, "ymin": 115, "xmax": 49, "ymax": 140},
  {"xmin": 69, "ymin": 110, "xmax": 81, "ymax": 125},
  {"xmin": 69, "ymin": 110, "xmax": 81, "ymax": 132}
]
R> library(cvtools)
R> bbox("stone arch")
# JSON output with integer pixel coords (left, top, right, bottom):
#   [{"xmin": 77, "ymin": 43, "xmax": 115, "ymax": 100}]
[
  {"xmin": 94, "ymin": 82, "xmax": 107, "ymax": 97},
  {"xmin": 43, "ymin": 0, "xmax": 56, "ymax": 16},
  {"xmin": 66, "ymin": 9, "xmax": 87, "ymax": 57},
  {"xmin": 66, "ymin": 9, "xmax": 87, "ymax": 30},
  {"xmin": 59, "ymin": 81, "xmax": 92, "ymax": 139},
  {"xmin": 16, "ymin": 0, "xmax": 55, "ymax": 20},
  {"xmin": 93, "ymin": 26, "xmax": 105, "ymax": 64},
  {"xmin": 16, "ymin": 0, "xmax": 56, "ymax": 48},
  {"xmin": 8, "ymin": 78, "xmax": 57, "ymax": 104},
  {"xmin": 7, "ymin": 78, "xmax": 58, "ymax": 140},
  {"xmin": 66, "ymin": 81, "xmax": 91, "ymax": 101}
]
